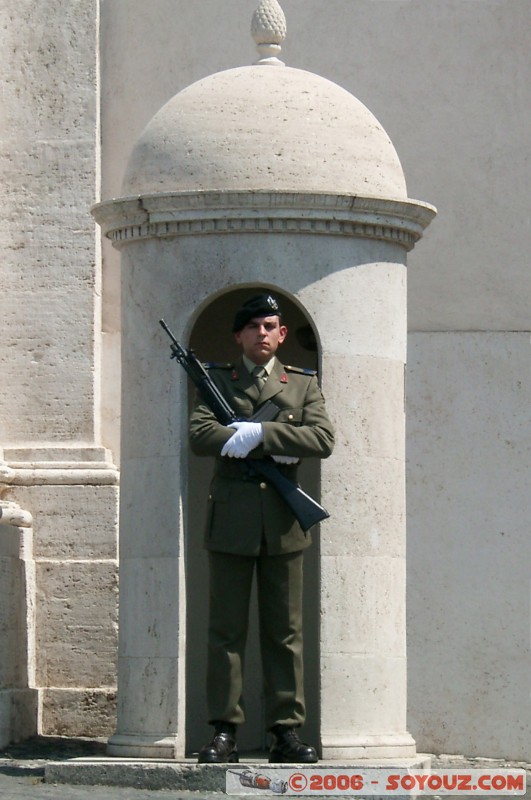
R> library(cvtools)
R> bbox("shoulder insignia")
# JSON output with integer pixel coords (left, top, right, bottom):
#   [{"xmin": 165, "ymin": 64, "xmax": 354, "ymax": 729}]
[
  {"xmin": 202, "ymin": 362, "xmax": 233, "ymax": 370},
  {"xmin": 284, "ymin": 364, "xmax": 317, "ymax": 376}
]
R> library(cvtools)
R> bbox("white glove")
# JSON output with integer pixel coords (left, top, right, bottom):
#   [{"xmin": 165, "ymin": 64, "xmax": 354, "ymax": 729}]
[
  {"xmin": 221, "ymin": 421, "xmax": 264, "ymax": 458},
  {"xmin": 272, "ymin": 455, "xmax": 300, "ymax": 464}
]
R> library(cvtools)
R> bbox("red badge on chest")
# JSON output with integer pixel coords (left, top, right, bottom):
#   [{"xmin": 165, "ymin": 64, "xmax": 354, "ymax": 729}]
[{"xmin": 280, "ymin": 373, "xmax": 288, "ymax": 383}]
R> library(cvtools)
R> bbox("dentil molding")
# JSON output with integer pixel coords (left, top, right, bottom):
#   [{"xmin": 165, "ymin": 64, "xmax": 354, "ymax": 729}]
[{"xmin": 92, "ymin": 191, "xmax": 436, "ymax": 252}]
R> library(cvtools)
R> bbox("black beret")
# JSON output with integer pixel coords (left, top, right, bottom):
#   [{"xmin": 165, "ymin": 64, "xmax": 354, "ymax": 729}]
[{"xmin": 232, "ymin": 294, "xmax": 282, "ymax": 332}]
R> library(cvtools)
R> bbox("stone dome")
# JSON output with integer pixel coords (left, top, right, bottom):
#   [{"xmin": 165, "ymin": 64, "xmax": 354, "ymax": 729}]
[{"xmin": 122, "ymin": 65, "xmax": 408, "ymax": 200}]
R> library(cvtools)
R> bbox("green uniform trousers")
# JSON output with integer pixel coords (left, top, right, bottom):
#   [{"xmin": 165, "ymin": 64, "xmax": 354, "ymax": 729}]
[{"xmin": 207, "ymin": 548, "xmax": 305, "ymax": 730}]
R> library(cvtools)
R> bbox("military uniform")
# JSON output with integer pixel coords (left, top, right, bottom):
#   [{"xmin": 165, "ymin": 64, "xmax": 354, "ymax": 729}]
[
  {"xmin": 190, "ymin": 357, "xmax": 334, "ymax": 555},
  {"xmin": 189, "ymin": 354, "xmax": 334, "ymax": 730}
]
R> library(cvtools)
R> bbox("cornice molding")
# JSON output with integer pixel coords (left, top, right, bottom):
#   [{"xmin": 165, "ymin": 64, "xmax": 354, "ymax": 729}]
[{"xmin": 92, "ymin": 191, "xmax": 436, "ymax": 252}]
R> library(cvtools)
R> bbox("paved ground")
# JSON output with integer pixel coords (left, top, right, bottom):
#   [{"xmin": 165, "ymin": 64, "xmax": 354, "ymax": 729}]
[
  {"xmin": 0, "ymin": 736, "xmax": 212, "ymax": 799},
  {"xmin": 0, "ymin": 736, "xmax": 530, "ymax": 799},
  {"xmin": 0, "ymin": 737, "xmax": 196, "ymax": 799}
]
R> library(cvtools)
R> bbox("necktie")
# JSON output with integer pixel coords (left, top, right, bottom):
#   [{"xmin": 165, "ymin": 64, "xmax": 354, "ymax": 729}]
[{"xmin": 252, "ymin": 365, "xmax": 267, "ymax": 391}]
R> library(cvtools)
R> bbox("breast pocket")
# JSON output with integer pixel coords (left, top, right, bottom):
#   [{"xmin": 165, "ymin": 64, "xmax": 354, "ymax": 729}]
[{"xmin": 231, "ymin": 396, "xmax": 254, "ymax": 419}]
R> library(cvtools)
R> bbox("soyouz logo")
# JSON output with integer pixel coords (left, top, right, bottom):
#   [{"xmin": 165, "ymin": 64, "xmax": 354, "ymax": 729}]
[{"xmin": 225, "ymin": 767, "xmax": 526, "ymax": 796}]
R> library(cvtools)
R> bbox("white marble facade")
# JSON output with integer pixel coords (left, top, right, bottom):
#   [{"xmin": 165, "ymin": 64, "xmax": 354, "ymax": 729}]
[{"xmin": 1, "ymin": 0, "xmax": 530, "ymax": 761}]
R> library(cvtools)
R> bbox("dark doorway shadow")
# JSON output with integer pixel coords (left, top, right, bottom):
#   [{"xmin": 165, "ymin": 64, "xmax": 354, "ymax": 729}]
[{"xmin": 185, "ymin": 288, "xmax": 322, "ymax": 756}]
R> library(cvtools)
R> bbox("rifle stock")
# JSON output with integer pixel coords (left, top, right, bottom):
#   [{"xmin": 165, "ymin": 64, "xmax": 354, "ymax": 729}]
[{"xmin": 159, "ymin": 318, "xmax": 329, "ymax": 532}]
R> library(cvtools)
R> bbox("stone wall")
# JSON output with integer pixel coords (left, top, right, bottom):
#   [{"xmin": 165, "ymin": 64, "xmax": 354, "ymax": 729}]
[
  {"xmin": 407, "ymin": 333, "xmax": 531, "ymax": 759},
  {"xmin": 0, "ymin": 0, "xmax": 101, "ymax": 444}
]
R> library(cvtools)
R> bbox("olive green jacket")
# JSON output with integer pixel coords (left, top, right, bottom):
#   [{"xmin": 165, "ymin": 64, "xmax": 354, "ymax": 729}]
[{"xmin": 189, "ymin": 357, "xmax": 335, "ymax": 556}]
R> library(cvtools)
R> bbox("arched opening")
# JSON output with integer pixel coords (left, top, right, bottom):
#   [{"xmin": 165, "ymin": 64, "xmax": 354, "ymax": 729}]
[{"xmin": 185, "ymin": 286, "xmax": 322, "ymax": 755}]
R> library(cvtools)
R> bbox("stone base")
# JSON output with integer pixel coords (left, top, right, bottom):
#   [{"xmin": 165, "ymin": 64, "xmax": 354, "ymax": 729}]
[
  {"xmin": 0, "ymin": 689, "xmax": 38, "ymax": 749},
  {"xmin": 45, "ymin": 755, "xmax": 432, "ymax": 791},
  {"xmin": 321, "ymin": 732, "xmax": 417, "ymax": 760},
  {"xmin": 1, "ymin": 445, "xmax": 120, "ymax": 743},
  {"xmin": 107, "ymin": 733, "xmax": 182, "ymax": 759},
  {"xmin": 41, "ymin": 689, "xmax": 117, "ymax": 738}
]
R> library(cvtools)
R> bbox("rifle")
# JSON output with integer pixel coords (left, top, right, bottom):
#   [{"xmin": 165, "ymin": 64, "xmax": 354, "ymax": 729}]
[{"xmin": 159, "ymin": 319, "xmax": 329, "ymax": 532}]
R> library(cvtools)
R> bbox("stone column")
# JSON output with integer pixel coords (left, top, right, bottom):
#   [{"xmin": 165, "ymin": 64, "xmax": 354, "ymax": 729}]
[
  {"xmin": 106, "ymin": 252, "xmax": 188, "ymax": 757},
  {"xmin": 310, "ymin": 257, "xmax": 415, "ymax": 759}
]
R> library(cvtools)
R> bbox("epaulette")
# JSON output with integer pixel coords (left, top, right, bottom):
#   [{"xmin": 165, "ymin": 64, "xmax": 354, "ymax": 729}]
[
  {"xmin": 284, "ymin": 364, "xmax": 317, "ymax": 376},
  {"xmin": 202, "ymin": 362, "xmax": 234, "ymax": 370}
]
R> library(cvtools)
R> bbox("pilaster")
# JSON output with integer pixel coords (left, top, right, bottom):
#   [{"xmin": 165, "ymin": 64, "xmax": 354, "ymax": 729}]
[{"xmin": 1, "ymin": 447, "xmax": 119, "ymax": 739}]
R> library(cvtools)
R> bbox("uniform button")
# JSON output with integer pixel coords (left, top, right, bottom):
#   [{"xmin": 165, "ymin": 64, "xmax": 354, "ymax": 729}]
[
  {"xmin": 208, "ymin": 494, "xmax": 212, "ymax": 500},
  {"xmin": 288, "ymin": 414, "xmax": 294, "ymax": 420},
  {"xmin": 260, "ymin": 482, "xmax": 267, "ymax": 490}
]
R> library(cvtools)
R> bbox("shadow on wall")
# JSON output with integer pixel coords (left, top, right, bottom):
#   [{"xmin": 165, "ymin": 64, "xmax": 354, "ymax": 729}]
[{"xmin": 185, "ymin": 287, "xmax": 322, "ymax": 755}]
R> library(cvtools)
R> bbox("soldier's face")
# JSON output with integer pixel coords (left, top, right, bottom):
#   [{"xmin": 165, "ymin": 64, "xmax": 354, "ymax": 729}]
[{"xmin": 235, "ymin": 315, "xmax": 287, "ymax": 364}]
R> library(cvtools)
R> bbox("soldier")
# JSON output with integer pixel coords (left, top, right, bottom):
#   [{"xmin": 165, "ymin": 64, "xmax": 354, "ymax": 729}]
[{"xmin": 189, "ymin": 293, "xmax": 334, "ymax": 764}]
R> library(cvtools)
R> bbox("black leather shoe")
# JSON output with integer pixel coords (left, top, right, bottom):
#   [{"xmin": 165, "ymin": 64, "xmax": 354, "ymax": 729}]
[
  {"xmin": 269, "ymin": 726, "xmax": 318, "ymax": 763},
  {"xmin": 198, "ymin": 723, "xmax": 239, "ymax": 764}
]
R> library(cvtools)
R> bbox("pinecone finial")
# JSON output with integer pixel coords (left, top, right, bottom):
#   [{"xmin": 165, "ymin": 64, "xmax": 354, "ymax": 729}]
[{"xmin": 251, "ymin": 0, "xmax": 287, "ymax": 66}]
